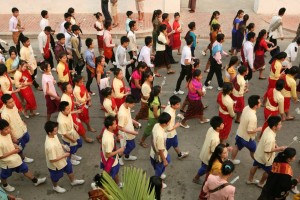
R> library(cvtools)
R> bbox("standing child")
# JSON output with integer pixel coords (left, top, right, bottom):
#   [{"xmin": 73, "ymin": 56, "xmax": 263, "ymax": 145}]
[
  {"xmin": 125, "ymin": 11, "xmax": 134, "ymax": 33},
  {"xmin": 192, "ymin": 116, "xmax": 223, "ymax": 184},
  {"xmin": 136, "ymin": 0, "xmax": 145, "ymax": 21},
  {"xmin": 185, "ymin": 22, "xmax": 197, "ymax": 57},
  {"xmin": 41, "ymin": 61, "xmax": 60, "ymax": 121},
  {"xmin": 231, "ymin": 10, "xmax": 244, "ymax": 56},
  {"xmin": 84, "ymin": 38, "xmax": 96, "ymax": 96},
  {"xmin": 172, "ymin": 12, "xmax": 182, "ymax": 55},
  {"xmin": 94, "ymin": 12, "xmax": 104, "ymax": 56},
  {"xmin": 127, "ymin": 20, "xmax": 138, "ymax": 80}
]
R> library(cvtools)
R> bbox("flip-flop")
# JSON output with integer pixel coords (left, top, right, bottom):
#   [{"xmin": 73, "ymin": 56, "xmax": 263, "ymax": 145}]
[
  {"xmin": 286, "ymin": 117, "xmax": 295, "ymax": 121},
  {"xmin": 259, "ymin": 77, "xmax": 266, "ymax": 80},
  {"xmin": 154, "ymin": 73, "xmax": 162, "ymax": 77},
  {"xmin": 139, "ymin": 142, "xmax": 148, "ymax": 148},
  {"xmin": 200, "ymin": 119, "xmax": 210, "ymax": 124},
  {"xmin": 167, "ymin": 70, "xmax": 175, "ymax": 74},
  {"xmin": 204, "ymin": 105, "xmax": 208, "ymax": 109},
  {"xmin": 192, "ymin": 179, "xmax": 202, "ymax": 185}
]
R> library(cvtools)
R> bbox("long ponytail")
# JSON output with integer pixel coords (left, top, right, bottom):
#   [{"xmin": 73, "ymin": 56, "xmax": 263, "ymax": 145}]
[
  {"xmin": 232, "ymin": 9, "xmax": 244, "ymax": 26},
  {"xmin": 254, "ymin": 29, "xmax": 266, "ymax": 52},
  {"xmin": 209, "ymin": 11, "xmax": 220, "ymax": 26}
]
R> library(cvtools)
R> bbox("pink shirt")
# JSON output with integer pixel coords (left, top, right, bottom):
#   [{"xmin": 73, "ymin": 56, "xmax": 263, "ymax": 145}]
[
  {"xmin": 188, "ymin": 78, "xmax": 202, "ymax": 100},
  {"xmin": 130, "ymin": 70, "xmax": 142, "ymax": 89},
  {"xmin": 203, "ymin": 175, "xmax": 235, "ymax": 200},
  {"xmin": 42, "ymin": 73, "xmax": 57, "ymax": 100}
]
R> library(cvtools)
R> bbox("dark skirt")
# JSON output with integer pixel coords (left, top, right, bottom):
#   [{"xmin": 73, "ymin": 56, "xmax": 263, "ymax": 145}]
[
  {"xmin": 231, "ymin": 31, "xmax": 237, "ymax": 49},
  {"xmin": 152, "ymin": 32, "xmax": 157, "ymax": 51},
  {"xmin": 254, "ymin": 54, "xmax": 265, "ymax": 70},
  {"xmin": 235, "ymin": 31, "xmax": 244, "ymax": 50},
  {"xmin": 45, "ymin": 95, "xmax": 60, "ymax": 115},
  {"xmin": 154, "ymin": 50, "xmax": 170, "ymax": 68},
  {"xmin": 131, "ymin": 87, "xmax": 141, "ymax": 103},
  {"xmin": 135, "ymin": 101, "xmax": 149, "ymax": 121},
  {"xmin": 184, "ymin": 98, "xmax": 204, "ymax": 120},
  {"xmin": 97, "ymin": 35, "xmax": 104, "ymax": 49}
]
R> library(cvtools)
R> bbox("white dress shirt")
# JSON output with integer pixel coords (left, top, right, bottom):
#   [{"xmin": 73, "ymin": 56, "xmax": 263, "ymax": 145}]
[
  {"xmin": 64, "ymin": 31, "xmax": 72, "ymax": 50},
  {"xmin": 115, "ymin": 45, "xmax": 131, "ymax": 75},
  {"xmin": 243, "ymin": 41, "xmax": 254, "ymax": 69},
  {"xmin": 180, "ymin": 45, "xmax": 192, "ymax": 65},
  {"xmin": 59, "ymin": 21, "xmax": 66, "ymax": 34},
  {"xmin": 9, "ymin": 16, "xmax": 19, "ymax": 32},
  {"xmin": 38, "ymin": 31, "xmax": 48, "ymax": 54},
  {"xmin": 268, "ymin": 15, "xmax": 284, "ymax": 39},
  {"xmin": 285, "ymin": 42, "xmax": 298, "ymax": 62},
  {"xmin": 95, "ymin": 21, "xmax": 104, "ymax": 36},
  {"xmin": 127, "ymin": 30, "xmax": 137, "ymax": 52},
  {"xmin": 40, "ymin": 18, "xmax": 49, "ymax": 31},
  {"xmin": 138, "ymin": 46, "xmax": 154, "ymax": 68}
]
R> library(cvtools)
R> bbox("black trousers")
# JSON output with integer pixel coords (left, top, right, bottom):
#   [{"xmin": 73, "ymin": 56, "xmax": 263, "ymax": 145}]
[
  {"xmin": 101, "ymin": 1, "xmax": 112, "ymax": 21},
  {"xmin": 0, "ymin": 43, "xmax": 6, "ymax": 52},
  {"xmin": 269, "ymin": 36, "xmax": 278, "ymax": 57},
  {"xmin": 125, "ymin": 51, "xmax": 136, "ymax": 83},
  {"xmin": 166, "ymin": 45, "xmax": 175, "ymax": 63},
  {"xmin": 44, "ymin": 51, "xmax": 54, "ymax": 69},
  {"xmin": 175, "ymin": 64, "xmax": 191, "ymax": 91},
  {"xmin": 244, "ymin": 62, "xmax": 252, "ymax": 81},
  {"xmin": 86, "ymin": 68, "xmax": 94, "ymax": 92},
  {"xmin": 75, "ymin": 63, "xmax": 84, "ymax": 76},
  {"xmin": 204, "ymin": 58, "xmax": 223, "ymax": 87},
  {"xmin": 31, "ymin": 68, "xmax": 40, "ymax": 88},
  {"xmin": 16, "ymin": 33, "xmax": 24, "ymax": 55},
  {"xmin": 105, "ymin": 52, "xmax": 116, "ymax": 71}
]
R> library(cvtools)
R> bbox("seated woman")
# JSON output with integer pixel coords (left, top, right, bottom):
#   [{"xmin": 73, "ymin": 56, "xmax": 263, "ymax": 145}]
[{"xmin": 89, "ymin": 174, "xmax": 108, "ymax": 200}]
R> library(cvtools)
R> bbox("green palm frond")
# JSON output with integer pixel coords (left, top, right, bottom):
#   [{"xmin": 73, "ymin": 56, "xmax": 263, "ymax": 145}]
[{"xmin": 101, "ymin": 166, "xmax": 156, "ymax": 200}]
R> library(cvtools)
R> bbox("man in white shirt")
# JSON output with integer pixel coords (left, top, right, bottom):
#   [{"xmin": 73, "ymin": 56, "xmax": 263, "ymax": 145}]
[
  {"xmin": 63, "ymin": 22, "xmax": 74, "ymax": 70},
  {"xmin": 174, "ymin": 36, "xmax": 193, "ymax": 95},
  {"xmin": 242, "ymin": 32, "xmax": 256, "ymax": 81},
  {"xmin": 59, "ymin": 13, "xmax": 72, "ymax": 34},
  {"xmin": 284, "ymin": 37, "xmax": 300, "ymax": 67},
  {"xmin": 40, "ymin": 10, "xmax": 55, "ymax": 52},
  {"xmin": 138, "ymin": 36, "xmax": 154, "ymax": 68},
  {"xmin": 9, "ymin": 7, "xmax": 24, "ymax": 54},
  {"xmin": 38, "ymin": 26, "xmax": 54, "ymax": 69},
  {"xmin": 127, "ymin": 20, "xmax": 138, "ymax": 82},
  {"xmin": 268, "ymin": 7, "xmax": 286, "ymax": 56}
]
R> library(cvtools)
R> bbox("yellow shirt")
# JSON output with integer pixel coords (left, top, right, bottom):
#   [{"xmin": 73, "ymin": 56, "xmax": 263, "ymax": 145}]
[
  {"xmin": 150, "ymin": 123, "xmax": 168, "ymax": 162},
  {"xmin": 0, "ymin": 75, "xmax": 14, "ymax": 94},
  {"xmin": 101, "ymin": 129, "xmax": 119, "ymax": 167},
  {"xmin": 219, "ymin": 94, "xmax": 235, "ymax": 118},
  {"xmin": 112, "ymin": 78, "xmax": 126, "ymax": 99},
  {"xmin": 57, "ymin": 112, "xmax": 79, "ymax": 146},
  {"xmin": 118, "ymin": 104, "xmax": 135, "ymax": 140},
  {"xmin": 232, "ymin": 74, "xmax": 246, "ymax": 97},
  {"xmin": 5, "ymin": 58, "xmax": 17, "ymax": 78},
  {"xmin": 0, "ymin": 133, "xmax": 23, "ymax": 169},
  {"xmin": 20, "ymin": 45, "xmax": 37, "ymax": 70},
  {"xmin": 141, "ymin": 83, "xmax": 151, "ymax": 103},
  {"xmin": 57, "ymin": 61, "xmax": 70, "ymax": 83},
  {"xmin": 103, "ymin": 98, "xmax": 117, "ymax": 117},
  {"xmin": 254, "ymin": 127, "xmax": 276, "ymax": 166},
  {"xmin": 281, "ymin": 74, "xmax": 297, "ymax": 99},
  {"xmin": 237, "ymin": 106, "xmax": 257, "ymax": 141},
  {"xmin": 61, "ymin": 94, "xmax": 72, "ymax": 108},
  {"xmin": 266, "ymin": 89, "xmax": 284, "ymax": 114},
  {"xmin": 224, "ymin": 67, "xmax": 236, "ymax": 82},
  {"xmin": 199, "ymin": 127, "xmax": 220, "ymax": 165},
  {"xmin": 164, "ymin": 105, "xmax": 177, "ymax": 138},
  {"xmin": 1, "ymin": 106, "xmax": 27, "ymax": 139},
  {"xmin": 210, "ymin": 159, "xmax": 222, "ymax": 175},
  {"xmin": 45, "ymin": 135, "xmax": 67, "ymax": 170},
  {"xmin": 269, "ymin": 60, "xmax": 282, "ymax": 80},
  {"xmin": 73, "ymin": 85, "xmax": 87, "ymax": 104}
]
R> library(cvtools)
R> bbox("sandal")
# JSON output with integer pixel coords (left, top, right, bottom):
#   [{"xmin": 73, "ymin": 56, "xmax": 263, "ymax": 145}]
[
  {"xmin": 88, "ymin": 128, "xmax": 97, "ymax": 133},
  {"xmin": 139, "ymin": 142, "xmax": 148, "ymax": 148},
  {"xmin": 192, "ymin": 178, "xmax": 202, "ymax": 185},
  {"xmin": 259, "ymin": 77, "xmax": 266, "ymax": 80},
  {"xmin": 286, "ymin": 116, "xmax": 295, "ymax": 121},
  {"xmin": 200, "ymin": 119, "xmax": 210, "ymax": 124},
  {"xmin": 204, "ymin": 105, "xmax": 208, "ymax": 109},
  {"xmin": 167, "ymin": 70, "xmax": 175, "ymax": 74},
  {"xmin": 154, "ymin": 73, "xmax": 162, "ymax": 77}
]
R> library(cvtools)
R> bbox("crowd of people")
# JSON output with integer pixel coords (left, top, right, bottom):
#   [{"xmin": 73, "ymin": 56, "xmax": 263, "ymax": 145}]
[{"xmin": 0, "ymin": 3, "xmax": 300, "ymax": 200}]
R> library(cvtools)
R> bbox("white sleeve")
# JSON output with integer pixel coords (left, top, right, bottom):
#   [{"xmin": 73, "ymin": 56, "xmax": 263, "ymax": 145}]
[{"xmin": 38, "ymin": 34, "xmax": 44, "ymax": 54}]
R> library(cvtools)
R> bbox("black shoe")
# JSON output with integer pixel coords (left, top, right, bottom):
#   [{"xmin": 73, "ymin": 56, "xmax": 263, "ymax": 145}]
[{"xmin": 171, "ymin": 61, "xmax": 179, "ymax": 64}]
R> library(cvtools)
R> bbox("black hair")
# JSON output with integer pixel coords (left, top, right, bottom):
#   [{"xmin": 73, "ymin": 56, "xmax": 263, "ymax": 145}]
[
  {"xmin": 238, "ymin": 65, "xmax": 247, "ymax": 75},
  {"xmin": 169, "ymin": 95, "xmax": 181, "ymax": 106},
  {"xmin": 61, "ymin": 82, "xmax": 70, "ymax": 93},
  {"xmin": 275, "ymin": 79, "xmax": 285, "ymax": 91},
  {"xmin": 101, "ymin": 87, "xmax": 112, "ymax": 98},
  {"xmin": 12, "ymin": 7, "xmax": 19, "ymax": 13},
  {"xmin": 125, "ymin": 95, "xmax": 136, "ymax": 104},
  {"xmin": 56, "ymin": 33, "xmax": 65, "ymax": 40},
  {"xmin": 136, "ymin": 61, "xmax": 147, "ymax": 70},
  {"xmin": 64, "ymin": 12, "xmax": 72, "ymax": 19},
  {"xmin": 121, "ymin": 36, "xmax": 130, "ymax": 45},
  {"xmin": 243, "ymin": 14, "xmax": 249, "ymax": 25},
  {"xmin": 221, "ymin": 160, "xmax": 235, "ymax": 175},
  {"xmin": 158, "ymin": 112, "xmax": 171, "ymax": 124},
  {"xmin": 185, "ymin": 35, "xmax": 194, "ymax": 46},
  {"xmin": 247, "ymin": 31, "xmax": 256, "ymax": 41},
  {"xmin": 126, "ymin": 11, "xmax": 133, "ymax": 17},
  {"xmin": 0, "ymin": 119, "xmax": 10, "ymax": 131},
  {"xmin": 212, "ymin": 23, "xmax": 221, "ymax": 31},
  {"xmin": 59, "ymin": 101, "xmax": 69, "ymax": 112},
  {"xmin": 233, "ymin": 9, "xmax": 244, "ymax": 26},
  {"xmin": 145, "ymin": 36, "xmax": 153, "ymax": 46},
  {"xmin": 275, "ymin": 52, "xmax": 287, "ymax": 60},
  {"xmin": 288, "ymin": 66, "xmax": 299, "ymax": 76},
  {"xmin": 174, "ymin": 12, "xmax": 180, "ymax": 18},
  {"xmin": 114, "ymin": 68, "xmax": 122, "ymax": 76},
  {"xmin": 85, "ymin": 38, "xmax": 93, "ymax": 48},
  {"xmin": 210, "ymin": 116, "xmax": 223, "ymax": 130},
  {"xmin": 275, "ymin": 148, "xmax": 296, "ymax": 163},
  {"xmin": 190, "ymin": 69, "xmax": 202, "ymax": 83},
  {"xmin": 148, "ymin": 85, "xmax": 161, "ymax": 107},
  {"xmin": 64, "ymin": 22, "xmax": 72, "ymax": 30},
  {"xmin": 129, "ymin": 20, "xmax": 136, "ymax": 29},
  {"xmin": 209, "ymin": 11, "xmax": 220, "ymax": 25},
  {"xmin": 95, "ymin": 56, "xmax": 105, "ymax": 67},
  {"xmin": 207, "ymin": 144, "xmax": 226, "ymax": 172},
  {"xmin": 159, "ymin": 24, "xmax": 167, "ymax": 33},
  {"xmin": 21, "ymin": 36, "xmax": 29, "ymax": 44},
  {"xmin": 246, "ymin": 23, "xmax": 255, "ymax": 31},
  {"xmin": 39, "ymin": 61, "xmax": 50, "ymax": 72},
  {"xmin": 152, "ymin": 10, "xmax": 162, "ymax": 22},
  {"xmin": 1, "ymin": 94, "xmax": 12, "ymax": 104},
  {"xmin": 278, "ymin": 8, "xmax": 286, "ymax": 16},
  {"xmin": 94, "ymin": 12, "xmax": 102, "ymax": 19},
  {"xmin": 104, "ymin": 20, "xmax": 112, "ymax": 29},
  {"xmin": 162, "ymin": 13, "xmax": 169, "ymax": 21},
  {"xmin": 8, "ymin": 46, "xmax": 18, "ymax": 57},
  {"xmin": 67, "ymin": 7, "xmax": 75, "ymax": 14},
  {"xmin": 193, "ymin": 58, "xmax": 200, "ymax": 68},
  {"xmin": 216, "ymin": 33, "xmax": 225, "ymax": 42},
  {"xmin": 18, "ymin": 59, "xmax": 27, "ymax": 68},
  {"xmin": 41, "ymin": 10, "xmax": 48, "ymax": 18},
  {"xmin": 0, "ymin": 64, "xmax": 7, "ymax": 76},
  {"xmin": 58, "ymin": 51, "xmax": 67, "ymax": 60},
  {"xmin": 188, "ymin": 22, "xmax": 196, "ymax": 30},
  {"xmin": 248, "ymin": 95, "xmax": 260, "ymax": 108},
  {"xmin": 267, "ymin": 115, "xmax": 281, "ymax": 129},
  {"xmin": 149, "ymin": 176, "xmax": 162, "ymax": 200},
  {"xmin": 44, "ymin": 121, "xmax": 58, "ymax": 135},
  {"xmin": 297, "ymin": 37, "xmax": 300, "ymax": 45},
  {"xmin": 144, "ymin": 71, "xmax": 154, "ymax": 80},
  {"xmin": 72, "ymin": 25, "xmax": 80, "ymax": 32},
  {"xmin": 227, "ymin": 56, "xmax": 239, "ymax": 71},
  {"xmin": 73, "ymin": 75, "xmax": 83, "ymax": 84},
  {"xmin": 222, "ymin": 82, "xmax": 233, "ymax": 96},
  {"xmin": 104, "ymin": 116, "xmax": 116, "ymax": 129},
  {"xmin": 254, "ymin": 29, "xmax": 267, "ymax": 51},
  {"xmin": 93, "ymin": 174, "xmax": 103, "ymax": 188}
]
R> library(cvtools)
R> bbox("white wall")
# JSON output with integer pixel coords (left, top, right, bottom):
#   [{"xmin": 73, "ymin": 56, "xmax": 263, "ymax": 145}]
[
  {"xmin": 0, "ymin": 0, "xmax": 181, "ymax": 14},
  {"xmin": 254, "ymin": 0, "xmax": 300, "ymax": 15}
]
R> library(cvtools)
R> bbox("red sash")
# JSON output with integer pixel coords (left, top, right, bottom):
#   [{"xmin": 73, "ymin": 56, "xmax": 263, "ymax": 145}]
[
  {"xmin": 62, "ymin": 63, "xmax": 72, "ymax": 85},
  {"xmin": 112, "ymin": 78, "xmax": 125, "ymax": 108},
  {"xmin": 241, "ymin": 44, "xmax": 246, "ymax": 64},
  {"xmin": 0, "ymin": 90, "xmax": 3, "ymax": 111},
  {"xmin": 80, "ymin": 85, "xmax": 88, "ymax": 98},
  {"xmin": 267, "ymin": 88, "xmax": 278, "ymax": 107},
  {"xmin": 103, "ymin": 98, "xmax": 117, "ymax": 114},
  {"xmin": 232, "ymin": 76, "xmax": 240, "ymax": 91},
  {"xmin": 43, "ymin": 35, "xmax": 51, "ymax": 59},
  {"xmin": 5, "ymin": 74, "xmax": 22, "ymax": 111},
  {"xmin": 100, "ymin": 130, "xmax": 117, "ymax": 173},
  {"xmin": 217, "ymin": 92, "xmax": 228, "ymax": 112},
  {"xmin": 20, "ymin": 70, "xmax": 33, "ymax": 83},
  {"xmin": 281, "ymin": 75, "xmax": 291, "ymax": 91},
  {"xmin": 270, "ymin": 60, "xmax": 276, "ymax": 74},
  {"xmin": 271, "ymin": 162, "xmax": 293, "ymax": 177},
  {"xmin": 68, "ymin": 94, "xmax": 86, "ymax": 136},
  {"xmin": 103, "ymin": 32, "xmax": 113, "ymax": 59}
]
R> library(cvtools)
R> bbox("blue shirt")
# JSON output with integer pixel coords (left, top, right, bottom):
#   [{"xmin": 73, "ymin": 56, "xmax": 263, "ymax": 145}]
[
  {"xmin": 232, "ymin": 18, "xmax": 242, "ymax": 33},
  {"xmin": 126, "ymin": 18, "xmax": 132, "ymax": 33},
  {"xmin": 189, "ymin": 31, "xmax": 197, "ymax": 48},
  {"xmin": 84, "ymin": 49, "xmax": 95, "ymax": 68}
]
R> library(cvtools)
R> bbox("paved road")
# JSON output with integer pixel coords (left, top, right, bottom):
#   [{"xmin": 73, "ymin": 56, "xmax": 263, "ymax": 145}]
[{"xmin": 1, "ymin": 37, "xmax": 300, "ymax": 200}]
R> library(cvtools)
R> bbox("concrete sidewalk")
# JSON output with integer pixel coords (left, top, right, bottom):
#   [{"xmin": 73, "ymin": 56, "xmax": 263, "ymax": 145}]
[{"xmin": 0, "ymin": 2, "xmax": 299, "ymax": 39}]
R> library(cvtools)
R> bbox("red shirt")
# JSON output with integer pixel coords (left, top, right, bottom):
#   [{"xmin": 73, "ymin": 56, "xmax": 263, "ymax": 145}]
[{"xmin": 255, "ymin": 39, "xmax": 268, "ymax": 56}]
